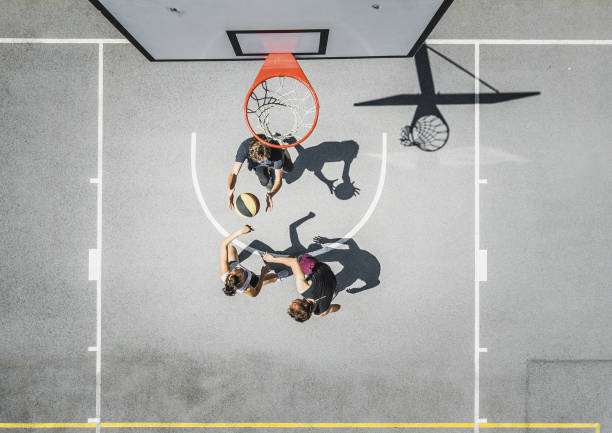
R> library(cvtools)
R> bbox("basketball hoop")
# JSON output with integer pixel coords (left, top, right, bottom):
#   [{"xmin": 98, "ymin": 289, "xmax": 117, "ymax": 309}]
[{"xmin": 244, "ymin": 53, "xmax": 319, "ymax": 149}]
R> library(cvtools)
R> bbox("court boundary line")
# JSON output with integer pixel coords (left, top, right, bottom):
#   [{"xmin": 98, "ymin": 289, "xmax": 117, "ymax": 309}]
[
  {"xmin": 0, "ymin": 37, "xmax": 607, "ymax": 430},
  {"xmin": 190, "ymin": 132, "xmax": 387, "ymax": 257},
  {"xmin": 93, "ymin": 43, "xmax": 103, "ymax": 433},
  {"xmin": 0, "ymin": 38, "xmax": 128, "ymax": 44},
  {"xmin": 427, "ymin": 39, "xmax": 612, "ymax": 45},
  {"xmin": 0, "ymin": 422, "xmax": 600, "ymax": 431},
  {"xmin": 473, "ymin": 42, "xmax": 481, "ymax": 433}
]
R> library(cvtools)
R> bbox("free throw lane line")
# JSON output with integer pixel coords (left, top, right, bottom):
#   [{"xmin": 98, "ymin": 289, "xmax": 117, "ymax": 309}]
[{"xmin": 94, "ymin": 43, "xmax": 104, "ymax": 433}]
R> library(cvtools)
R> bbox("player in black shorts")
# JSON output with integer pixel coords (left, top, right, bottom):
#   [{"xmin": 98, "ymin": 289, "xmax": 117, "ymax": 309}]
[{"xmin": 227, "ymin": 135, "xmax": 293, "ymax": 212}]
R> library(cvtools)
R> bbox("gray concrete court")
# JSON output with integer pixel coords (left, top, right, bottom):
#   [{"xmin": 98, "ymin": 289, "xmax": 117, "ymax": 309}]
[{"xmin": 1, "ymin": 1, "xmax": 611, "ymax": 432}]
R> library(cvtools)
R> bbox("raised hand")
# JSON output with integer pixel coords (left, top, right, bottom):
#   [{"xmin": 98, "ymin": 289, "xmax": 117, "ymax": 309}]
[
  {"xmin": 265, "ymin": 192, "xmax": 273, "ymax": 212},
  {"xmin": 239, "ymin": 225, "xmax": 253, "ymax": 235},
  {"xmin": 260, "ymin": 264, "xmax": 271, "ymax": 277}
]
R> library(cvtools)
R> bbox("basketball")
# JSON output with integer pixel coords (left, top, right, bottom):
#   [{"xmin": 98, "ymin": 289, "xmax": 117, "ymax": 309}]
[{"xmin": 234, "ymin": 193, "xmax": 260, "ymax": 218}]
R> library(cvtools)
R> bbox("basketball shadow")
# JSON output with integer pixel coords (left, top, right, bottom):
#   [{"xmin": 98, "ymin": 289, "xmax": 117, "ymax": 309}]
[
  {"xmin": 239, "ymin": 212, "xmax": 380, "ymax": 294},
  {"xmin": 284, "ymin": 141, "xmax": 361, "ymax": 200}
]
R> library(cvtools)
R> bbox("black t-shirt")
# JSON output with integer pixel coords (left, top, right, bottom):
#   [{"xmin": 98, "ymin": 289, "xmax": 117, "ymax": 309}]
[
  {"xmin": 301, "ymin": 263, "xmax": 336, "ymax": 315},
  {"xmin": 235, "ymin": 138, "xmax": 284, "ymax": 171}
]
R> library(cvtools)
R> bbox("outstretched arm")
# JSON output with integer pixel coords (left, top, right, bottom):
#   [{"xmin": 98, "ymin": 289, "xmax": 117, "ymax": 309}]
[
  {"xmin": 262, "ymin": 253, "xmax": 309, "ymax": 293},
  {"xmin": 268, "ymin": 169, "xmax": 283, "ymax": 197},
  {"xmin": 227, "ymin": 162, "xmax": 243, "ymax": 209},
  {"xmin": 244, "ymin": 265, "xmax": 272, "ymax": 298},
  {"xmin": 220, "ymin": 225, "xmax": 252, "ymax": 274},
  {"xmin": 265, "ymin": 169, "xmax": 284, "ymax": 212}
]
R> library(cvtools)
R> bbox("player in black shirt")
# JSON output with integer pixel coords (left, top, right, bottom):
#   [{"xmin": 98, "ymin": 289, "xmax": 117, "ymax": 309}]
[
  {"xmin": 262, "ymin": 252, "xmax": 341, "ymax": 322},
  {"xmin": 227, "ymin": 135, "xmax": 293, "ymax": 212}
]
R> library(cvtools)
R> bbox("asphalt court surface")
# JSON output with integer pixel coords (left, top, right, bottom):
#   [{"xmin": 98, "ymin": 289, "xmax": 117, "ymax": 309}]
[
  {"xmin": 478, "ymin": 45, "xmax": 612, "ymax": 423},
  {"xmin": 1, "ymin": 1, "xmax": 612, "ymax": 431},
  {"xmin": 0, "ymin": 43, "xmax": 98, "ymax": 421},
  {"xmin": 1, "ymin": 42, "xmax": 475, "ymax": 423}
]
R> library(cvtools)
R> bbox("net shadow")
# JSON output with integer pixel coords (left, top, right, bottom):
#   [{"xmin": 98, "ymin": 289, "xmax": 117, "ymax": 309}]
[{"xmin": 354, "ymin": 44, "xmax": 540, "ymax": 152}]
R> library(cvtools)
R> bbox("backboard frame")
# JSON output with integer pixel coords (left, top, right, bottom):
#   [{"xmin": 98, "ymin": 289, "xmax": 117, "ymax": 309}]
[
  {"xmin": 227, "ymin": 29, "xmax": 329, "ymax": 57},
  {"xmin": 89, "ymin": 0, "xmax": 454, "ymax": 61}
]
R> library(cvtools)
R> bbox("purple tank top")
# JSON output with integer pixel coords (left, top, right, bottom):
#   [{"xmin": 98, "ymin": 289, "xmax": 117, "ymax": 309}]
[{"xmin": 298, "ymin": 254, "xmax": 318, "ymax": 276}]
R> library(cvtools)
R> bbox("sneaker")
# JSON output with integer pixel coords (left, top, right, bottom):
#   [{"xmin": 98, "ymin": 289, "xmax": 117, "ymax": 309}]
[{"xmin": 276, "ymin": 270, "xmax": 290, "ymax": 281}]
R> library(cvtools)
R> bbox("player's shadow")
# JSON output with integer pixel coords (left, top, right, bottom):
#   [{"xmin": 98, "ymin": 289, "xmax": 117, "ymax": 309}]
[
  {"xmin": 284, "ymin": 141, "xmax": 361, "ymax": 200},
  {"xmin": 238, "ymin": 212, "xmax": 380, "ymax": 294}
]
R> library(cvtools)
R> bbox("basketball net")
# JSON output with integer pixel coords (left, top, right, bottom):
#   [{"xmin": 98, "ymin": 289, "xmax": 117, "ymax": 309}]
[{"xmin": 244, "ymin": 53, "xmax": 319, "ymax": 149}]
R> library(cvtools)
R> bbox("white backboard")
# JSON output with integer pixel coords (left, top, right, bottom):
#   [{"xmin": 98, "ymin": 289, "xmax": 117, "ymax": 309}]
[{"xmin": 90, "ymin": 0, "xmax": 453, "ymax": 60}]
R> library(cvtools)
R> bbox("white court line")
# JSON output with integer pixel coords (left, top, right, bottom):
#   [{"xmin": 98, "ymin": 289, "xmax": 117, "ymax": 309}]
[
  {"xmin": 0, "ymin": 38, "xmax": 128, "ymax": 44},
  {"xmin": 478, "ymin": 250, "xmax": 488, "ymax": 282},
  {"xmin": 94, "ymin": 43, "xmax": 103, "ymax": 433},
  {"xmin": 473, "ymin": 42, "xmax": 481, "ymax": 433},
  {"xmin": 190, "ymin": 132, "xmax": 387, "ymax": 257},
  {"xmin": 427, "ymin": 39, "xmax": 612, "ymax": 45},
  {"xmin": 88, "ymin": 249, "xmax": 100, "ymax": 281},
  {"xmin": 190, "ymin": 133, "xmax": 231, "ymax": 237}
]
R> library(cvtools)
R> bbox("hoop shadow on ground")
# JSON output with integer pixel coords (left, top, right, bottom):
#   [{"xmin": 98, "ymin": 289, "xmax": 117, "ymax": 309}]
[
  {"xmin": 238, "ymin": 212, "xmax": 380, "ymax": 294},
  {"xmin": 284, "ymin": 141, "xmax": 361, "ymax": 200},
  {"xmin": 354, "ymin": 44, "xmax": 540, "ymax": 152}
]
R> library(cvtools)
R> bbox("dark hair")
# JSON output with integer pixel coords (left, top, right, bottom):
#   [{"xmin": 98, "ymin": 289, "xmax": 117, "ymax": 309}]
[
  {"xmin": 287, "ymin": 299, "xmax": 314, "ymax": 322},
  {"xmin": 222, "ymin": 273, "xmax": 241, "ymax": 296},
  {"xmin": 248, "ymin": 135, "xmax": 271, "ymax": 162}
]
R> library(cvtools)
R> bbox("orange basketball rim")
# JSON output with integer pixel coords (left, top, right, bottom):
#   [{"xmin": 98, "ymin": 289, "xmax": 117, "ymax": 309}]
[{"xmin": 244, "ymin": 53, "xmax": 319, "ymax": 149}]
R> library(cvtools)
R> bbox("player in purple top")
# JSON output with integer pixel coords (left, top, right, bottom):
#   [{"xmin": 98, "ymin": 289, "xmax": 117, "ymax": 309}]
[{"xmin": 262, "ymin": 252, "xmax": 341, "ymax": 322}]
